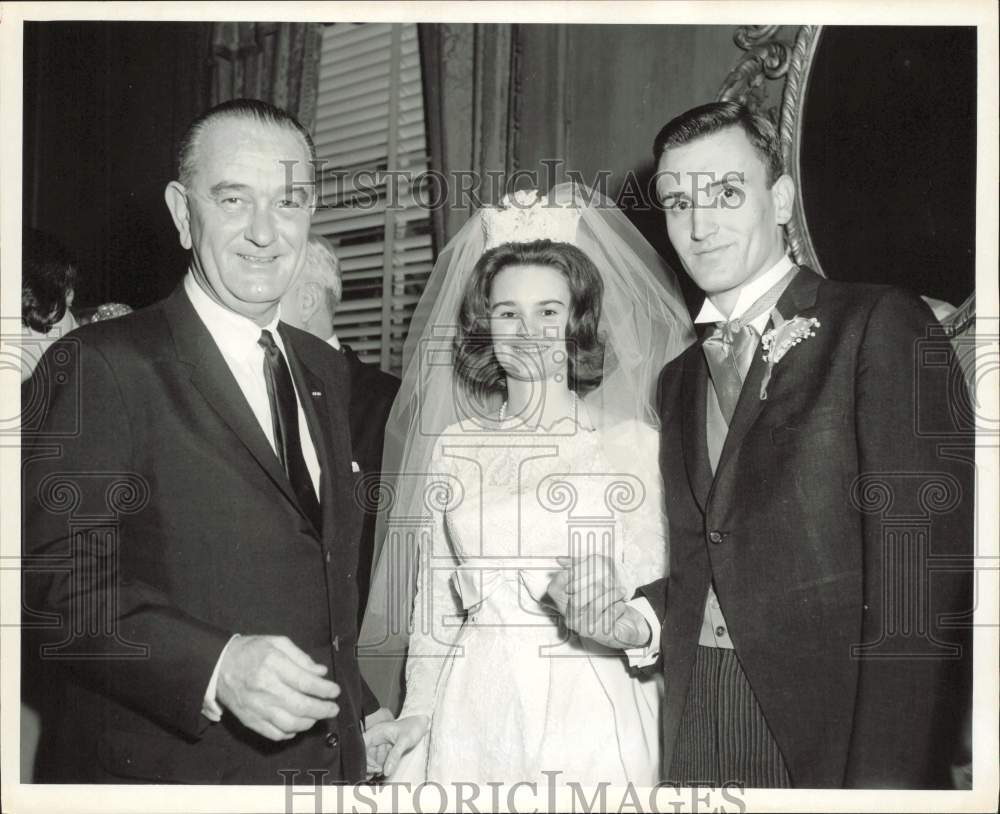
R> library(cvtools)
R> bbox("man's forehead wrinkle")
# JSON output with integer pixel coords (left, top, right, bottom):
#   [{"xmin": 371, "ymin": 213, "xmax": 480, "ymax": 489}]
[{"xmin": 193, "ymin": 120, "xmax": 314, "ymax": 184}]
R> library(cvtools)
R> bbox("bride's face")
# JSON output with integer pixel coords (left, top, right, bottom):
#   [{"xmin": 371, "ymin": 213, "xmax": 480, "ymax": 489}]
[{"xmin": 488, "ymin": 263, "xmax": 571, "ymax": 384}]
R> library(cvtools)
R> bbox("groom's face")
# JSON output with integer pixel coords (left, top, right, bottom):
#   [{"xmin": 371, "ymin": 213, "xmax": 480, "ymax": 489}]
[{"xmin": 656, "ymin": 126, "xmax": 794, "ymax": 299}]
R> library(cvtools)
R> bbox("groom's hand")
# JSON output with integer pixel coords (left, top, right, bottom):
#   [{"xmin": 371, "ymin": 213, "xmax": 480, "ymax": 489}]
[
  {"xmin": 548, "ymin": 555, "xmax": 652, "ymax": 650},
  {"xmin": 216, "ymin": 635, "xmax": 341, "ymax": 741}
]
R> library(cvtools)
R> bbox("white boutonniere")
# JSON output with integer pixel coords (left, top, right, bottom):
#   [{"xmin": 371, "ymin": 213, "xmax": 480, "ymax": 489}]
[{"xmin": 759, "ymin": 314, "xmax": 821, "ymax": 400}]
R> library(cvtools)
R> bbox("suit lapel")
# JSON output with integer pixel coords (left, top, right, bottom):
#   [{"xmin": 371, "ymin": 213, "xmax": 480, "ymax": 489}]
[
  {"xmin": 280, "ymin": 324, "xmax": 354, "ymax": 542},
  {"xmin": 162, "ymin": 286, "xmax": 304, "ymax": 517},
  {"xmin": 680, "ymin": 343, "xmax": 713, "ymax": 513},
  {"xmin": 715, "ymin": 267, "xmax": 821, "ymax": 476}
]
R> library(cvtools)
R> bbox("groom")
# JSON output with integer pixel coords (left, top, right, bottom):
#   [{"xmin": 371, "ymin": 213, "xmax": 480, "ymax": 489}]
[{"xmin": 549, "ymin": 101, "xmax": 973, "ymax": 788}]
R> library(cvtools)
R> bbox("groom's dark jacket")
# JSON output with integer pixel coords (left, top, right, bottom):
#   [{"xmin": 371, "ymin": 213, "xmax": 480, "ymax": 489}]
[
  {"xmin": 638, "ymin": 269, "xmax": 973, "ymax": 788},
  {"xmin": 22, "ymin": 284, "xmax": 379, "ymax": 784}
]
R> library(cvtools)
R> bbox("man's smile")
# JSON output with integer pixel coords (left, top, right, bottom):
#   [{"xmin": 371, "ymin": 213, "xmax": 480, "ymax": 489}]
[{"xmin": 237, "ymin": 253, "xmax": 281, "ymax": 265}]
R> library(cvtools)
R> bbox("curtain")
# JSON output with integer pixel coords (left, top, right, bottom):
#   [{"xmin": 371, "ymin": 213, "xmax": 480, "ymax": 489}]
[
  {"xmin": 418, "ymin": 24, "xmax": 518, "ymax": 248},
  {"xmin": 208, "ymin": 22, "xmax": 324, "ymax": 129}
]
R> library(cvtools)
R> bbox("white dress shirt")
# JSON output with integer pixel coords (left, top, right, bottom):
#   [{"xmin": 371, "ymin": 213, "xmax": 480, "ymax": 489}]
[
  {"xmin": 626, "ymin": 255, "xmax": 797, "ymax": 667},
  {"xmin": 184, "ymin": 273, "xmax": 322, "ymax": 495},
  {"xmin": 184, "ymin": 273, "xmax": 323, "ymax": 720}
]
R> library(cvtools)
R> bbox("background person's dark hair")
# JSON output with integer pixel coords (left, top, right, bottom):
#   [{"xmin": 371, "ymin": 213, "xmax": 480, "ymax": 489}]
[
  {"xmin": 454, "ymin": 240, "xmax": 605, "ymax": 401},
  {"xmin": 176, "ymin": 98, "xmax": 318, "ymax": 188},
  {"xmin": 653, "ymin": 101, "xmax": 785, "ymax": 187},
  {"xmin": 22, "ymin": 228, "xmax": 78, "ymax": 334}
]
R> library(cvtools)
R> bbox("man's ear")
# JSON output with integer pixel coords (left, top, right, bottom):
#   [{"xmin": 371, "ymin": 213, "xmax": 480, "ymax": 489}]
[
  {"xmin": 771, "ymin": 173, "xmax": 796, "ymax": 226},
  {"xmin": 164, "ymin": 181, "xmax": 192, "ymax": 250},
  {"xmin": 299, "ymin": 281, "xmax": 323, "ymax": 321}
]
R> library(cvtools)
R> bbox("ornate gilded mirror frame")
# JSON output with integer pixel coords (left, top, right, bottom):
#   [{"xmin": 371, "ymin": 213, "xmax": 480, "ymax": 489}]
[{"xmin": 716, "ymin": 25, "xmax": 976, "ymax": 335}]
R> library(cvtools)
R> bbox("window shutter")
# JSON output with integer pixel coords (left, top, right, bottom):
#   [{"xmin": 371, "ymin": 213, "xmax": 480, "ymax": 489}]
[{"xmin": 311, "ymin": 23, "xmax": 433, "ymax": 374}]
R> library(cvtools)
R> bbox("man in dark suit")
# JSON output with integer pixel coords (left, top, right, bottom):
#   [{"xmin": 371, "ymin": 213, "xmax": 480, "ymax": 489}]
[
  {"xmin": 279, "ymin": 234, "xmax": 400, "ymax": 619},
  {"xmin": 22, "ymin": 99, "xmax": 387, "ymax": 784},
  {"xmin": 550, "ymin": 102, "xmax": 973, "ymax": 788}
]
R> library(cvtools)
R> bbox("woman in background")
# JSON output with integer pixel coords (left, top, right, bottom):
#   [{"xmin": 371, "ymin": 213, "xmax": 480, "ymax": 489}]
[{"xmin": 19, "ymin": 228, "xmax": 79, "ymax": 382}]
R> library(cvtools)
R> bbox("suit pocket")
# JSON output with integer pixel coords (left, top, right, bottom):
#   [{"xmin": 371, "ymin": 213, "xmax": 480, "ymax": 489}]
[
  {"xmin": 787, "ymin": 569, "xmax": 861, "ymax": 594},
  {"xmin": 98, "ymin": 726, "xmax": 235, "ymax": 783},
  {"xmin": 769, "ymin": 408, "xmax": 847, "ymax": 445}
]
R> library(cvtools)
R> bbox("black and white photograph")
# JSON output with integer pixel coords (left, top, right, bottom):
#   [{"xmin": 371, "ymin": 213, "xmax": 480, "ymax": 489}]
[{"xmin": 1, "ymin": 2, "xmax": 997, "ymax": 812}]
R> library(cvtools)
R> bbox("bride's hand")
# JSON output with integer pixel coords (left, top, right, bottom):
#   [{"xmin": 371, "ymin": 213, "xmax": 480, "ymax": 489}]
[
  {"xmin": 548, "ymin": 554, "xmax": 651, "ymax": 650},
  {"xmin": 364, "ymin": 714, "xmax": 430, "ymax": 778}
]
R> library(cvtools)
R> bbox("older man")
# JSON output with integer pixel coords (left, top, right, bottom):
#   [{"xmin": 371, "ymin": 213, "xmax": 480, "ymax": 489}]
[
  {"xmin": 550, "ymin": 102, "xmax": 972, "ymax": 788},
  {"xmin": 280, "ymin": 235, "xmax": 400, "ymax": 619},
  {"xmin": 23, "ymin": 99, "xmax": 385, "ymax": 784}
]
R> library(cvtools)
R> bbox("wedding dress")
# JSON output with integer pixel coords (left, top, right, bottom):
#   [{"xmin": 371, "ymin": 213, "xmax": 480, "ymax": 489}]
[{"xmin": 394, "ymin": 414, "xmax": 665, "ymax": 785}]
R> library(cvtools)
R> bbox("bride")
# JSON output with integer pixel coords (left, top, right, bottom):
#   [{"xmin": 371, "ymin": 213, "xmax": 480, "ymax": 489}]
[{"xmin": 359, "ymin": 183, "xmax": 692, "ymax": 785}]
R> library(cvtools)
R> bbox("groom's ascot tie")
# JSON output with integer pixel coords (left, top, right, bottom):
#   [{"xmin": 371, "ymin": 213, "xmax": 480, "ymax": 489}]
[
  {"xmin": 258, "ymin": 329, "xmax": 323, "ymax": 533},
  {"xmin": 702, "ymin": 268, "xmax": 797, "ymax": 424}
]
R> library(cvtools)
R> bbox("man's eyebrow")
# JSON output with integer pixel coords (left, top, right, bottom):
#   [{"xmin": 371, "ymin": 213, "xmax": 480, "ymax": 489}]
[
  {"xmin": 285, "ymin": 185, "xmax": 311, "ymax": 202},
  {"xmin": 206, "ymin": 182, "xmax": 312, "ymax": 202},
  {"xmin": 688, "ymin": 178, "xmax": 745, "ymax": 194},
  {"xmin": 208, "ymin": 182, "xmax": 252, "ymax": 196},
  {"xmin": 707, "ymin": 176, "xmax": 744, "ymax": 188},
  {"xmin": 659, "ymin": 176, "xmax": 745, "ymax": 203}
]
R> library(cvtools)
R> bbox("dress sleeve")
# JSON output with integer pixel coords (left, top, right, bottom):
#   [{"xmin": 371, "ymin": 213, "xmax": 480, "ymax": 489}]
[{"xmin": 397, "ymin": 439, "xmax": 466, "ymax": 721}]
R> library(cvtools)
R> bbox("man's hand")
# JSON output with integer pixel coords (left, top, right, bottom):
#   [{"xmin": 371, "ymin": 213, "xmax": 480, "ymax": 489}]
[
  {"xmin": 364, "ymin": 715, "xmax": 429, "ymax": 778},
  {"xmin": 365, "ymin": 706, "xmax": 394, "ymax": 729},
  {"xmin": 215, "ymin": 635, "xmax": 340, "ymax": 741},
  {"xmin": 547, "ymin": 554, "xmax": 652, "ymax": 650}
]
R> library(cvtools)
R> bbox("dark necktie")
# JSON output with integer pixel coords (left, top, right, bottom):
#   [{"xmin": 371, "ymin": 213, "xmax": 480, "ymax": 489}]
[
  {"xmin": 702, "ymin": 267, "xmax": 798, "ymax": 424},
  {"xmin": 258, "ymin": 329, "xmax": 322, "ymax": 533}
]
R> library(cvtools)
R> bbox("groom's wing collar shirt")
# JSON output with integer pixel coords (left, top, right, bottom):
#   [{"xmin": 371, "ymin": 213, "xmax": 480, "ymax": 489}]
[
  {"xmin": 693, "ymin": 253, "xmax": 796, "ymax": 327},
  {"xmin": 627, "ymin": 254, "xmax": 797, "ymax": 666}
]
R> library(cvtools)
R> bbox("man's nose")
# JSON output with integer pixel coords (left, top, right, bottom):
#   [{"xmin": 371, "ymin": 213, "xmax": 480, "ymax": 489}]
[
  {"xmin": 689, "ymin": 202, "xmax": 717, "ymax": 242},
  {"xmin": 245, "ymin": 205, "xmax": 277, "ymax": 246}
]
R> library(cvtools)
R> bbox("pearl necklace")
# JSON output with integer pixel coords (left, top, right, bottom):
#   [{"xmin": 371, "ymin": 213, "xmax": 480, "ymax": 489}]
[{"xmin": 498, "ymin": 390, "xmax": 578, "ymax": 424}]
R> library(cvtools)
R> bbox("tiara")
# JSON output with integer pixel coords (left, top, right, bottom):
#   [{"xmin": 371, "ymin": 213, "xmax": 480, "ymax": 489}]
[{"xmin": 481, "ymin": 189, "xmax": 583, "ymax": 250}]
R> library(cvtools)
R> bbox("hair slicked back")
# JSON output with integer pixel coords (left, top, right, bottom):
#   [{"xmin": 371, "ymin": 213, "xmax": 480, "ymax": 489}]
[
  {"xmin": 653, "ymin": 101, "xmax": 785, "ymax": 187},
  {"xmin": 176, "ymin": 98, "xmax": 317, "ymax": 188}
]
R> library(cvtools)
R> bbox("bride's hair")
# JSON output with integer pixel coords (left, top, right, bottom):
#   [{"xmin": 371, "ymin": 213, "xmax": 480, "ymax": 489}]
[{"xmin": 453, "ymin": 239, "xmax": 605, "ymax": 400}]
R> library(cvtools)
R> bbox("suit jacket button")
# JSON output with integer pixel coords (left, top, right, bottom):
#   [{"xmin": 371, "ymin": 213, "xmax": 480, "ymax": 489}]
[
  {"xmin": 325, "ymin": 731, "xmax": 339, "ymax": 748},
  {"xmin": 708, "ymin": 530, "xmax": 724, "ymax": 544},
  {"xmin": 332, "ymin": 635, "xmax": 340, "ymax": 652},
  {"xmin": 324, "ymin": 550, "xmax": 332, "ymax": 564}
]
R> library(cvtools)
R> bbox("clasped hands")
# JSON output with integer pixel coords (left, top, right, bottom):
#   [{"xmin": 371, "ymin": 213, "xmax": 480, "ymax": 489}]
[
  {"xmin": 546, "ymin": 554, "xmax": 652, "ymax": 650},
  {"xmin": 360, "ymin": 555, "xmax": 648, "ymax": 780}
]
